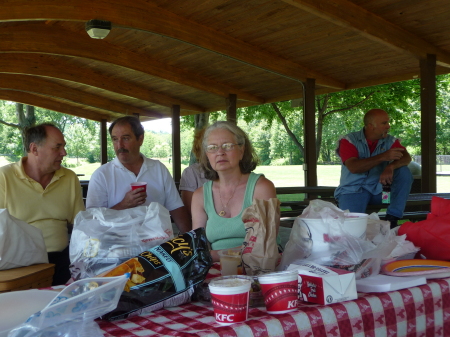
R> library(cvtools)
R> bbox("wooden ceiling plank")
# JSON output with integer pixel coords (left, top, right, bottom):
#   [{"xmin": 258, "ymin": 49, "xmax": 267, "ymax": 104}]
[
  {"xmin": 0, "ymin": 90, "xmax": 110, "ymax": 122},
  {"xmin": 0, "ymin": 53, "xmax": 204, "ymax": 113},
  {"xmin": 0, "ymin": 0, "xmax": 344, "ymax": 89},
  {"xmin": 346, "ymin": 66, "xmax": 450, "ymax": 90},
  {"xmin": 282, "ymin": 0, "xmax": 450, "ymax": 68},
  {"xmin": 0, "ymin": 22, "xmax": 263, "ymax": 103},
  {"xmin": 0, "ymin": 73, "xmax": 163, "ymax": 118}
]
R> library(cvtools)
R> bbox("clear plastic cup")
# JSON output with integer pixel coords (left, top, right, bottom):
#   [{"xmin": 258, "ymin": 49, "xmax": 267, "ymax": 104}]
[
  {"xmin": 218, "ymin": 248, "xmax": 243, "ymax": 276},
  {"xmin": 208, "ymin": 275, "xmax": 253, "ymax": 325},
  {"xmin": 258, "ymin": 270, "xmax": 298, "ymax": 314},
  {"xmin": 130, "ymin": 182, "xmax": 147, "ymax": 191}
]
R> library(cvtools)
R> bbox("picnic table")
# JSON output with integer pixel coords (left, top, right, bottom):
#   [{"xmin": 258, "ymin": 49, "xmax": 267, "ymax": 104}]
[{"xmin": 97, "ymin": 263, "xmax": 450, "ymax": 337}]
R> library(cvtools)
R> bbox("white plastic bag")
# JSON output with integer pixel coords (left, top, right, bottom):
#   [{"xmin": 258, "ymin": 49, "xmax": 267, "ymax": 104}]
[
  {"xmin": 69, "ymin": 203, "xmax": 174, "ymax": 280},
  {"xmin": 8, "ymin": 274, "xmax": 129, "ymax": 337},
  {"xmin": 279, "ymin": 200, "xmax": 396, "ymax": 278},
  {"xmin": 0, "ymin": 209, "xmax": 48, "ymax": 270}
]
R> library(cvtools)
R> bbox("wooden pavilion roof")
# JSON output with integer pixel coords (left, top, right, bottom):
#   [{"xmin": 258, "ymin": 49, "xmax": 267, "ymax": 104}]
[{"xmin": 1, "ymin": 0, "xmax": 450, "ymax": 122}]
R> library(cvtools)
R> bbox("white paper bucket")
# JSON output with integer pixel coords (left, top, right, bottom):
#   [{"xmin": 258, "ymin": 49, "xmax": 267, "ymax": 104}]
[
  {"xmin": 343, "ymin": 212, "xmax": 368, "ymax": 238},
  {"xmin": 300, "ymin": 212, "xmax": 368, "ymax": 253}
]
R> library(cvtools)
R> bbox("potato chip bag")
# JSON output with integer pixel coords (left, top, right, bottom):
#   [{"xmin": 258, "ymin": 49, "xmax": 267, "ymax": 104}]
[{"xmin": 101, "ymin": 228, "xmax": 212, "ymax": 321}]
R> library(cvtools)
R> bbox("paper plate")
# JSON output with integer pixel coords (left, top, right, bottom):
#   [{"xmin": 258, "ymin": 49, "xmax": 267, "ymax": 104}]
[
  {"xmin": 0, "ymin": 289, "xmax": 58, "ymax": 337},
  {"xmin": 382, "ymin": 259, "xmax": 450, "ymax": 279}
]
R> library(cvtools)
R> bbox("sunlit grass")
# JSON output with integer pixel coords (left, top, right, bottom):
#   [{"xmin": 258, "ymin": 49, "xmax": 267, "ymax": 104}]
[{"xmin": 2, "ymin": 156, "xmax": 450, "ymax": 193}]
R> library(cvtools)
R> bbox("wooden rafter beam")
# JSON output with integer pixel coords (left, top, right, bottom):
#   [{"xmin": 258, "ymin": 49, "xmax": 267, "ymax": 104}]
[
  {"xmin": 0, "ymin": 0, "xmax": 344, "ymax": 89},
  {"xmin": 0, "ymin": 53, "xmax": 204, "ymax": 113},
  {"xmin": 0, "ymin": 22, "xmax": 263, "ymax": 103},
  {"xmin": 282, "ymin": 0, "xmax": 450, "ymax": 68},
  {"xmin": 0, "ymin": 74, "xmax": 163, "ymax": 118},
  {"xmin": 0, "ymin": 90, "xmax": 112, "ymax": 122}
]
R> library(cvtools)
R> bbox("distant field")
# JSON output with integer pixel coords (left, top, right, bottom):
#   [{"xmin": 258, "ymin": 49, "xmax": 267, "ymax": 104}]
[
  {"xmin": 71, "ymin": 159, "xmax": 450, "ymax": 193},
  {"xmin": 2, "ymin": 156, "xmax": 450, "ymax": 192}
]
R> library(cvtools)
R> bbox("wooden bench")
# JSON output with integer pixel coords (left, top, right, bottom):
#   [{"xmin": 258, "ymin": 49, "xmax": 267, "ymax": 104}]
[
  {"xmin": 80, "ymin": 180, "xmax": 89, "ymax": 205},
  {"xmin": 276, "ymin": 186, "xmax": 336, "ymax": 218},
  {"xmin": 0, "ymin": 264, "xmax": 55, "ymax": 293},
  {"xmin": 277, "ymin": 186, "xmax": 450, "ymax": 226}
]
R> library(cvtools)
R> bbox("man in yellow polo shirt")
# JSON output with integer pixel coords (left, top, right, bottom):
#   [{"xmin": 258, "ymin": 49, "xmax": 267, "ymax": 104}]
[{"xmin": 0, "ymin": 123, "xmax": 85, "ymax": 285}]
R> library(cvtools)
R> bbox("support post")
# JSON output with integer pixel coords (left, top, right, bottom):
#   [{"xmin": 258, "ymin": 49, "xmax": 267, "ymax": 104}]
[
  {"xmin": 172, "ymin": 105, "xmax": 181, "ymax": 186},
  {"xmin": 226, "ymin": 94, "xmax": 237, "ymax": 124},
  {"xmin": 303, "ymin": 78, "xmax": 317, "ymax": 187},
  {"xmin": 100, "ymin": 119, "xmax": 108, "ymax": 165},
  {"xmin": 420, "ymin": 54, "xmax": 437, "ymax": 193}
]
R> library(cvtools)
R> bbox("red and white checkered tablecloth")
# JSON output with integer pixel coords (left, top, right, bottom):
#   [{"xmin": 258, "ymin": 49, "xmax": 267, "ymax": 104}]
[{"xmin": 96, "ymin": 264, "xmax": 450, "ymax": 337}]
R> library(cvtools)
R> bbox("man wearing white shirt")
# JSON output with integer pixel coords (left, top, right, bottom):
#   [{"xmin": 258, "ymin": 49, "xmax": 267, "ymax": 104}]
[{"xmin": 86, "ymin": 116, "xmax": 191, "ymax": 233}]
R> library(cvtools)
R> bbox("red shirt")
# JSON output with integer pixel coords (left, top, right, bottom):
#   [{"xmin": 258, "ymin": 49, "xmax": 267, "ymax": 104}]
[{"xmin": 339, "ymin": 138, "xmax": 405, "ymax": 164}]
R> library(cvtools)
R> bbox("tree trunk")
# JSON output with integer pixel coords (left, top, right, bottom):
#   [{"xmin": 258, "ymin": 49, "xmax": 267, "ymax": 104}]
[
  {"xmin": 315, "ymin": 94, "xmax": 330, "ymax": 160},
  {"xmin": 16, "ymin": 104, "xmax": 37, "ymax": 155},
  {"xmin": 271, "ymin": 103, "xmax": 304, "ymax": 156}
]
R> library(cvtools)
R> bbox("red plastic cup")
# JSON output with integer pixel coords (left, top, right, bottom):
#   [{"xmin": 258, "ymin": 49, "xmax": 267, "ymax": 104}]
[
  {"xmin": 130, "ymin": 182, "xmax": 147, "ymax": 191},
  {"xmin": 208, "ymin": 275, "xmax": 252, "ymax": 325},
  {"xmin": 258, "ymin": 271, "xmax": 299, "ymax": 314}
]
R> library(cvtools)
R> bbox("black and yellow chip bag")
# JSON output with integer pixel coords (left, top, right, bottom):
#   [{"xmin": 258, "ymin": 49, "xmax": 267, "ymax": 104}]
[{"xmin": 101, "ymin": 228, "xmax": 212, "ymax": 321}]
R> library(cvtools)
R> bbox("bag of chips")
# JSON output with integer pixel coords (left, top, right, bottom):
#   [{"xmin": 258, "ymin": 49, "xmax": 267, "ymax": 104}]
[{"xmin": 101, "ymin": 227, "xmax": 212, "ymax": 321}]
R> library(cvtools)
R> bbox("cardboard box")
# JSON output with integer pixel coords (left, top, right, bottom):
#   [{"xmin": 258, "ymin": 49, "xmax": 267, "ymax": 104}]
[{"xmin": 288, "ymin": 261, "xmax": 357, "ymax": 305}]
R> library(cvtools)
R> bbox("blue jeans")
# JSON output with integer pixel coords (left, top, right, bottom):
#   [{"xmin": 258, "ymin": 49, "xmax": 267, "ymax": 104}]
[{"xmin": 337, "ymin": 166, "xmax": 413, "ymax": 218}]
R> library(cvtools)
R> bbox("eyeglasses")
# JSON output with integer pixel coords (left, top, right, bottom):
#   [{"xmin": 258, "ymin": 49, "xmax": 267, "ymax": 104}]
[{"xmin": 205, "ymin": 143, "xmax": 241, "ymax": 153}]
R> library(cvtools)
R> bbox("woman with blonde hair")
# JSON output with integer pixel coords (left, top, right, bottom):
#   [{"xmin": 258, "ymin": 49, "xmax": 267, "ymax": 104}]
[
  {"xmin": 179, "ymin": 127, "xmax": 208, "ymax": 218},
  {"xmin": 191, "ymin": 121, "xmax": 279, "ymax": 262}
]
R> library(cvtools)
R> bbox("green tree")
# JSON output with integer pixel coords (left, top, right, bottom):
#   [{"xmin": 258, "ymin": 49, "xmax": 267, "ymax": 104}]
[
  {"xmin": 239, "ymin": 80, "xmax": 432, "ymax": 164},
  {"xmin": 0, "ymin": 101, "xmax": 100, "ymax": 163},
  {"xmin": 65, "ymin": 123, "xmax": 96, "ymax": 165},
  {"xmin": 140, "ymin": 132, "xmax": 157, "ymax": 158}
]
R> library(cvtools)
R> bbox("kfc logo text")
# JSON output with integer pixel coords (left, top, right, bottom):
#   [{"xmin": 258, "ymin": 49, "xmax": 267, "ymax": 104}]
[
  {"xmin": 287, "ymin": 300, "xmax": 298, "ymax": 308},
  {"xmin": 216, "ymin": 313, "xmax": 235, "ymax": 322}
]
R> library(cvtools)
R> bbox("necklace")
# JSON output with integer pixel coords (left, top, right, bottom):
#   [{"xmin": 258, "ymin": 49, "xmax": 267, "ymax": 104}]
[{"xmin": 218, "ymin": 175, "xmax": 242, "ymax": 217}]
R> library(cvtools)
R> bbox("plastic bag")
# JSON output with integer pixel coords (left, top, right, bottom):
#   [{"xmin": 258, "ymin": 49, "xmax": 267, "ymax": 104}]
[
  {"xmin": 279, "ymin": 200, "xmax": 396, "ymax": 278},
  {"xmin": 69, "ymin": 203, "xmax": 173, "ymax": 280},
  {"xmin": 8, "ymin": 274, "xmax": 128, "ymax": 337},
  {"xmin": 0, "ymin": 209, "xmax": 48, "ymax": 270},
  {"xmin": 101, "ymin": 227, "xmax": 212, "ymax": 321}
]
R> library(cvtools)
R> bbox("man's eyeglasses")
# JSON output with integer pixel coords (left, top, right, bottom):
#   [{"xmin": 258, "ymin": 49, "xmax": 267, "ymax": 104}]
[{"xmin": 206, "ymin": 143, "xmax": 241, "ymax": 153}]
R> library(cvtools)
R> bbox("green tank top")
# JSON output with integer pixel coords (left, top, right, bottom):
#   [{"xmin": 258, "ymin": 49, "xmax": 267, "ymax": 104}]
[{"xmin": 204, "ymin": 172, "xmax": 261, "ymax": 250}]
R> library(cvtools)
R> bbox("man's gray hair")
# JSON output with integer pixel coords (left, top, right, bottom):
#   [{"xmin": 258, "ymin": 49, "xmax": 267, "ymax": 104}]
[{"xmin": 24, "ymin": 123, "xmax": 60, "ymax": 153}]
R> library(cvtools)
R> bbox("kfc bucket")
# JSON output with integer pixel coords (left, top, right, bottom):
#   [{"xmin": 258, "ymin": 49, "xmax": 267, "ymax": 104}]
[
  {"xmin": 300, "ymin": 212, "xmax": 368, "ymax": 253},
  {"xmin": 258, "ymin": 270, "xmax": 298, "ymax": 314},
  {"xmin": 208, "ymin": 275, "xmax": 252, "ymax": 325}
]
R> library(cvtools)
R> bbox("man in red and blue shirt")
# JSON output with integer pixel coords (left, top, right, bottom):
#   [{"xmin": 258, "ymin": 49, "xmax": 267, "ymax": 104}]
[{"xmin": 334, "ymin": 109, "xmax": 413, "ymax": 227}]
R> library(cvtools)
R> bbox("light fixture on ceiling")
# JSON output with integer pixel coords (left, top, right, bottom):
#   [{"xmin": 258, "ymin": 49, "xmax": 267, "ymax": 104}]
[{"xmin": 85, "ymin": 19, "xmax": 111, "ymax": 39}]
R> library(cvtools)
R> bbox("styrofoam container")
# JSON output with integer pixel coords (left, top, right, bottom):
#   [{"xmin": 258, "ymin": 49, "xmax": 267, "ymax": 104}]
[{"xmin": 0, "ymin": 290, "xmax": 58, "ymax": 337}]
